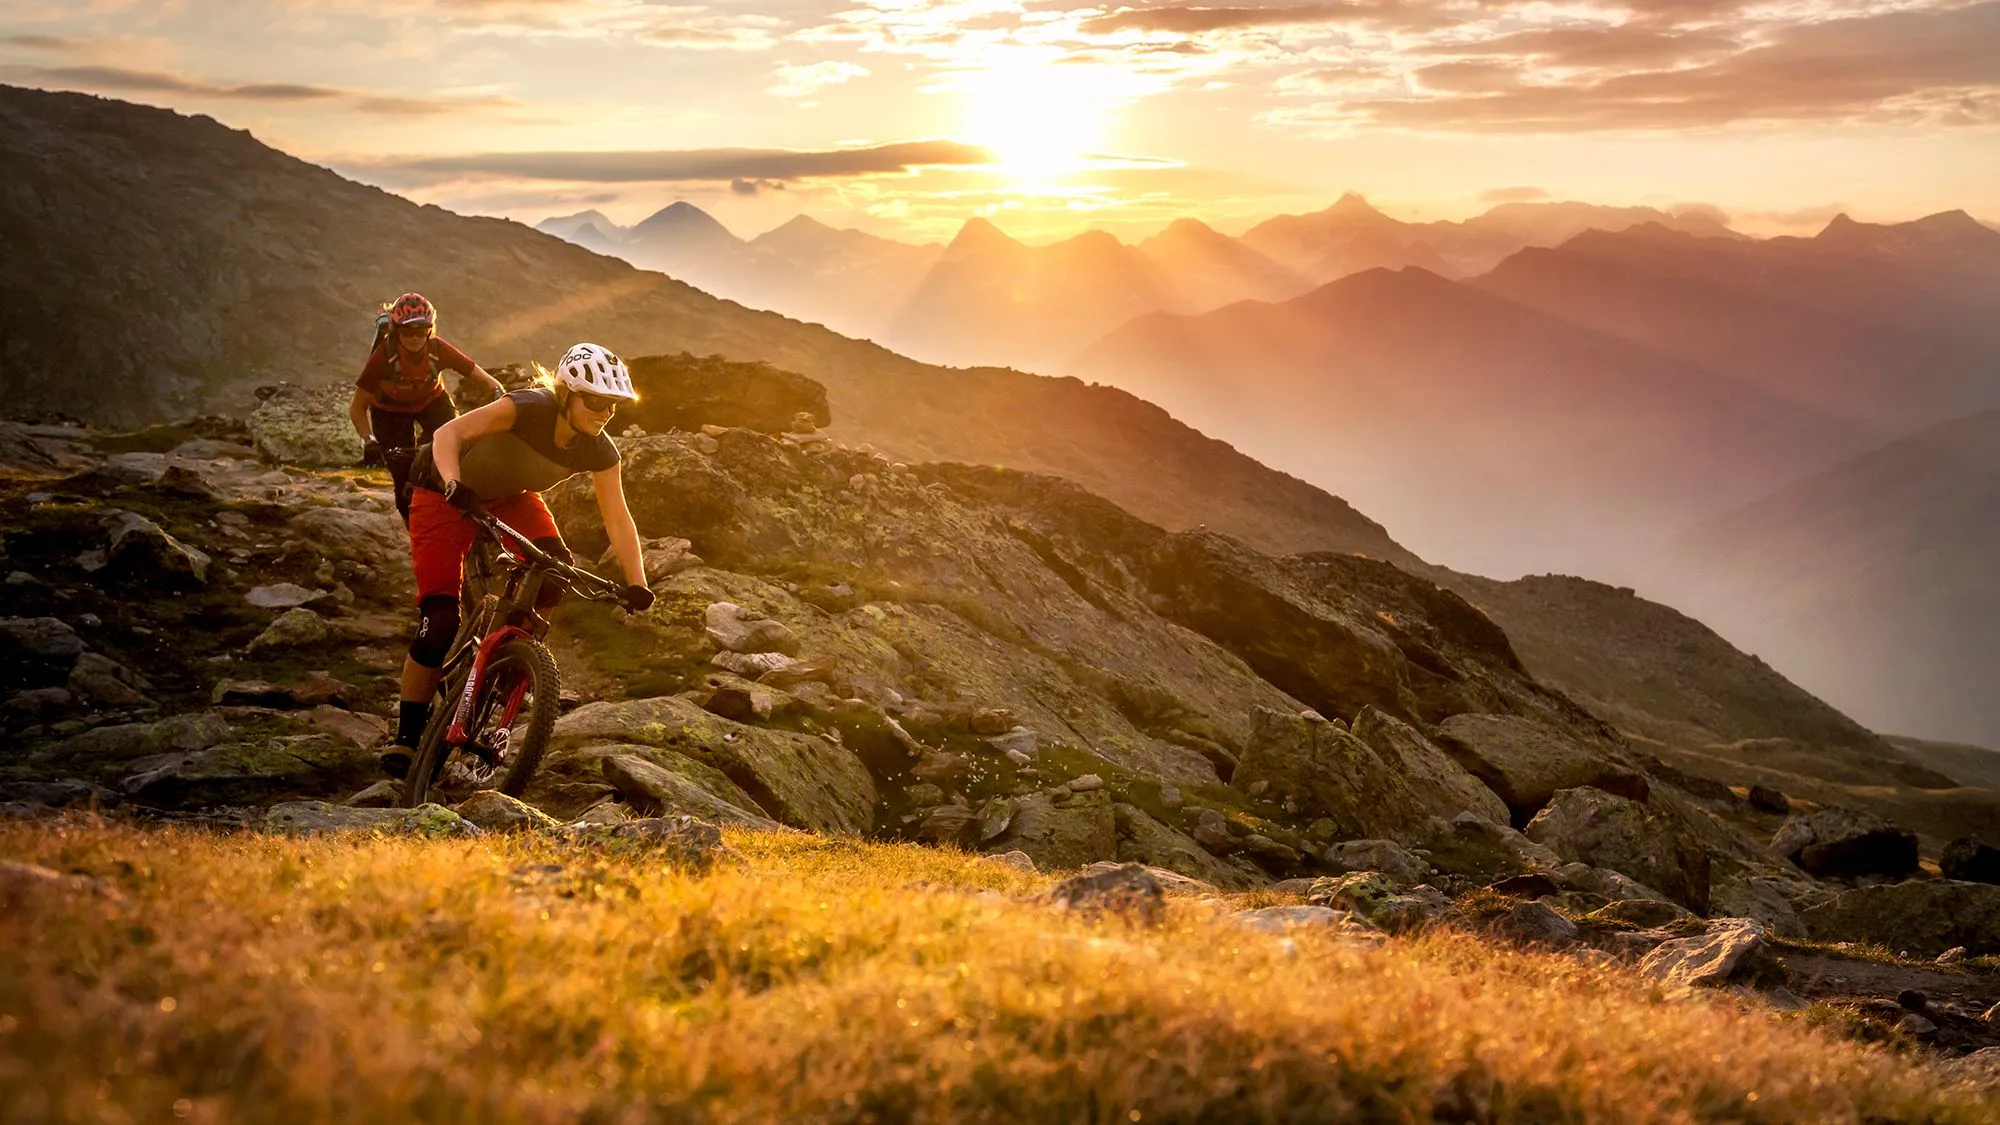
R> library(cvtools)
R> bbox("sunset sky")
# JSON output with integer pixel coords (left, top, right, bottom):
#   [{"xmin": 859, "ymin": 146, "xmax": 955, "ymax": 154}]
[{"xmin": 3, "ymin": 0, "xmax": 1996, "ymax": 242}]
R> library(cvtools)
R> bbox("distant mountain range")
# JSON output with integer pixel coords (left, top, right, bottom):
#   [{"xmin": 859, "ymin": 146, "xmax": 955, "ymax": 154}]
[
  {"xmin": 539, "ymin": 194, "xmax": 1740, "ymax": 371},
  {"xmin": 1655, "ymin": 409, "xmax": 2000, "ymax": 747}
]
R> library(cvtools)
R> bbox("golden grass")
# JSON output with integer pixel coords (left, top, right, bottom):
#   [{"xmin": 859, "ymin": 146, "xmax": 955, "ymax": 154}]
[{"xmin": 1, "ymin": 819, "xmax": 1990, "ymax": 1124}]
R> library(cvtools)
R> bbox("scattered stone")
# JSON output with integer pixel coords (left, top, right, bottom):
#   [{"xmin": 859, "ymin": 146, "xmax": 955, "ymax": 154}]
[
  {"xmin": 1707, "ymin": 873, "xmax": 1813, "ymax": 938},
  {"xmin": 1941, "ymin": 836, "xmax": 2000, "ymax": 885},
  {"xmin": 970, "ymin": 708, "xmax": 1017, "ymax": 736},
  {"xmin": 65, "ymin": 653, "xmax": 151, "ymax": 707},
  {"xmin": 1049, "ymin": 863, "xmax": 1165, "ymax": 925},
  {"xmin": 1640, "ymin": 917, "xmax": 1782, "ymax": 992},
  {"xmin": 2, "ymin": 687, "xmax": 74, "ymax": 721},
  {"xmin": 1322, "ymin": 839, "xmax": 1429, "ymax": 885},
  {"xmin": 305, "ymin": 706, "xmax": 389, "ymax": 749},
  {"xmin": 1496, "ymin": 900, "xmax": 1581, "ymax": 947},
  {"xmin": 246, "ymin": 607, "xmax": 330, "ymax": 653},
  {"xmin": 345, "ymin": 780, "xmax": 400, "ymax": 808},
  {"xmin": 984, "ymin": 790, "xmax": 1117, "ymax": 871},
  {"xmin": 1896, "ymin": 1013, "xmax": 1938, "ymax": 1037},
  {"xmin": 985, "ymin": 850, "xmax": 1036, "ymax": 874},
  {"xmin": 985, "ymin": 726, "xmax": 1038, "ymax": 760},
  {"xmin": 710, "ymin": 650, "xmax": 796, "ymax": 678},
  {"xmin": 1937, "ymin": 946, "xmax": 1969, "ymax": 965},
  {"xmin": 2, "ymin": 616, "xmax": 85, "ymax": 685},
  {"xmin": 1584, "ymin": 898, "xmax": 1694, "ymax": 928},
  {"xmin": 1746, "ymin": 785, "xmax": 1789, "ymax": 814},
  {"xmin": 245, "ymin": 583, "xmax": 327, "ymax": 609},
  {"xmin": 102, "ymin": 511, "xmax": 210, "ymax": 587},
  {"xmin": 976, "ymin": 796, "xmax": 1016, "ymax": 843},
  {"xmin": 569, "ymin": 816, "xmax": 731, "ymax": 873},
  {"xmin": 1113, "ymin": 803, "xmax": 1262, "ymax": 890},
  {"xmin": 704, "ymin": 602, "xmax": 801, "ymax": 655},
  {"xmin": 911, "ymin": 750, "xmax": 971, "ymax": 783},
  {"xmin": 1069, "ymin": 773, "xmax": 1104, "ymax": 793},
  {"xmin": 917, "ymin": 804, "xmax": 978, "ymax": 846},
  {"xmin": 571, "ymin": 801, "xmax": 633, "ymax": 827},
  {"xmin": 451, "ymin": 790, "xmax": 561, "ymax": 833},
  {"xmin": 264, "ymin": 801, "xmax": 480, "ymax": 838},
  {"xmin": 1307, "ymin": 872, "xmax": 1447, "ymax": 934},
  {"xmin": 1078, "ymin": 860, "xmax": 1213, "ymax": 895},
  {"xmin": 1770, "ymin": 807, "xmax": 1919, "ymax": 879}
]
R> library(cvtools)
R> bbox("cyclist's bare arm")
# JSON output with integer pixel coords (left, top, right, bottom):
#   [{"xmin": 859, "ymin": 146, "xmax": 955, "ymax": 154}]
[
  {"xmin": 350, "ymin": 387, "xmax": 377, "ymax": 441},
  {"xmin": 431, "ymin": 396, "xmax": 519, "ymax": 484},
  {"xmin": 592, "ymin": 467, "xmax": 647, "ymax": 587}
]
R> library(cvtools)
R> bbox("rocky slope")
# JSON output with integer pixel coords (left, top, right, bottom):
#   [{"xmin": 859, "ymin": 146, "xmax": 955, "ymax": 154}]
[
  {"xmin": 0, "ymin": 83, "xmax": 1399, "ymax": 565},
  {"xmin": 6, "ymin": 409, "xmax": 1999, "ymax": 1053}
]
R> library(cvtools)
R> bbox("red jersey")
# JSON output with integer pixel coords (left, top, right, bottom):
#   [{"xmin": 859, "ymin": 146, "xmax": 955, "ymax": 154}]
[{"xmin": 357, "ymin": 337, "xmax": 477, "ymax": 412}]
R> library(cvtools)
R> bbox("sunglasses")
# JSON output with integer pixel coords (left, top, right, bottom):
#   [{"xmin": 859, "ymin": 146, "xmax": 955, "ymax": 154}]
[
  {"xmin": 397, "ymin": 324, "xmax": 430, "ymax": 335},
  {"xmin": 577, "ymin": 391, "xmax": 620, "ymax": 413}
]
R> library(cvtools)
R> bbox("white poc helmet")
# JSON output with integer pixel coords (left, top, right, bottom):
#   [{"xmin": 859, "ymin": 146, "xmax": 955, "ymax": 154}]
[{"xmin": 555, "ymin": 342, "xmax": 638, "ymax": 401}]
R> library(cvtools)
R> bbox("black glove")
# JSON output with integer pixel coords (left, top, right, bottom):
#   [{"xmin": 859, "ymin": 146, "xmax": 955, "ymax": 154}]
[
  {"xmin": 442, "ymin": 479, "xmax": 481, "ymax": 512},
  {"xmin": 618, "ymin": 584, "xmax": 655, "ymax": 614},
  {"xmin": 359, "ymin": 436, "xmax": 385, "ymax": 467}
]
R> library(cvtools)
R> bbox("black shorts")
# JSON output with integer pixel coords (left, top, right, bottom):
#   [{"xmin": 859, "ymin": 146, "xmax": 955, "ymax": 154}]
[{"xmin": 369, "ymin": 393, "xmax": 457, "ymax": 450}]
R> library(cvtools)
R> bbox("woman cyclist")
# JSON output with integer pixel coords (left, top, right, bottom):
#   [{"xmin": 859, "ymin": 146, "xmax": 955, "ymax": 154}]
[
  {"xmin": 379, "ymin": 342, "xmax": 654, "ymax": 779},
  {"xmin": 350, "ymin": 292, "xmax": 505, "ymax": 522}
]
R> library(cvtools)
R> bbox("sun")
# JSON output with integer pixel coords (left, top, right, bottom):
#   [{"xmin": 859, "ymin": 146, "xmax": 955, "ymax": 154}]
[{"xmin": 961, "ymin": 57, "xmax": 1112, "ymax": 184}]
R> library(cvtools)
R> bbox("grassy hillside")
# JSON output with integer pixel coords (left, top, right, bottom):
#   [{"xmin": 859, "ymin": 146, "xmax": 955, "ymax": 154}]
[{"xmin": 3, "ymin": 820, "xmax": 1990, "ymax": 1123}]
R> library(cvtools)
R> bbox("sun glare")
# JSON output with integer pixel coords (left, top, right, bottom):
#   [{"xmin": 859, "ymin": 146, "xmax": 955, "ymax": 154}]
[{"xmin": 961, "ymin": 58, "xmax": 1113, "ymax": 184}]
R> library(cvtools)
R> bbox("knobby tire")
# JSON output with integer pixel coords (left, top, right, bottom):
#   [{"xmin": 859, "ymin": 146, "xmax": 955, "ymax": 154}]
[{"xmin": 399, "ymin": 639, "xmax": 559, "ymax": 807}]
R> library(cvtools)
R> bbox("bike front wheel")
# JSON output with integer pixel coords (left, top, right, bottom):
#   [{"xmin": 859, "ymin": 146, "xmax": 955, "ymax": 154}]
[{"xmin": 402, "ymin": 639, "xmax": 561, "ymax": 807}]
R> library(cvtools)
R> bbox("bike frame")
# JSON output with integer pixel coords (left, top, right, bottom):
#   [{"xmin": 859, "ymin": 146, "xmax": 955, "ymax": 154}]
[{"xmin": 433, "ymin": 509, "xmax": 621, "ymax": 752}]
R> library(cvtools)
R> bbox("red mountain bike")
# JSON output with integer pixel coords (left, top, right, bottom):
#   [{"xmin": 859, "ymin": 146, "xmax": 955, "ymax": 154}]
[{"xmin": 400, "ymin": 506, "xmax": 626, "ymax": 808}]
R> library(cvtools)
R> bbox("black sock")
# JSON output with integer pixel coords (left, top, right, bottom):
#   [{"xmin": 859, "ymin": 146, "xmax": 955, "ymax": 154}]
[{"xmin": 396, "ymin": 700, "xmax": 433, "ymax": 748}]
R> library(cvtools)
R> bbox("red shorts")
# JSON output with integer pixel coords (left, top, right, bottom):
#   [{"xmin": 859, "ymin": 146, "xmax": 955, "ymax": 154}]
[{"xmin": 407, "ymin": 487, "xmax": 561, "ymax": 601}]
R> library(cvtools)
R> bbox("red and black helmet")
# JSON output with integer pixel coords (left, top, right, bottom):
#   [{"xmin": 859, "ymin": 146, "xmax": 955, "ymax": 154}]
[{"xmin": 388, "ymin": 292, "xmax": 435, "ymax": 331}]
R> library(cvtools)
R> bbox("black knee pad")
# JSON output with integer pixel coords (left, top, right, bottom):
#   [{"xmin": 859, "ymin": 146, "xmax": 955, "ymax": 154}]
[
  {"xmin": 408, "ymin": 594, "xmax": 459, "ymax": 668},
  {"xmin": 532, "ymin": 536, "xmax": 572, "ymax": 610}
]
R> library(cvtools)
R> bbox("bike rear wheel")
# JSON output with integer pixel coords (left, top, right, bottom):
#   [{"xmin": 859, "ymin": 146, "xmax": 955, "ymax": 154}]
[{"xmin": 401, "ymin": 639, "xmax": 560, "ymax": 806}]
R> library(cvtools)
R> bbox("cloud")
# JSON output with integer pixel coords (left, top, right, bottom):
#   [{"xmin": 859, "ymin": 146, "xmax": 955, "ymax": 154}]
[
  {"xmin": 1299, "ymin": 1, "xmax": 2000, "ymax": 132},
  {"xmin": 430, "ymin": 0, "xmax": 781, "ymax": 49},
  {"xmin": 1080, "ymin": 4, "xmax": 1382, "ymax": 34},
  {"xmin": 1479, "ymin": 185, "xmax": 1547, "ymax": 203},
  {"xmin": 2, "ymin": 35, "xmax": 94, "ymax": 52},
  {"xmin": 360, "ymin": 140, "xmax": 1001, "ymax": 185},
  {"xmin": 767, "ymin": 60, "xmax": 870, "ymax": 98},
  {"xmin": 17, "ymin": 65, "xmax": 347, "ymax": 102},
  {"xmin": 14, "ymin": 64, "xmax": 520, "ymax": 115},
  {"xmin": 731, "ymin": 177, "xmax": 786, "ymax": 195},
  {"xmin": 1413, "ymin": 25, "xmax": 1740, "ymax": 68}
]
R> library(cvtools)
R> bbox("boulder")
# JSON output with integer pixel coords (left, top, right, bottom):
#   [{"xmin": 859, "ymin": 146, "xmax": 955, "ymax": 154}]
[
  {"xmin": 704, "ymin": 602, "xmax": 801, "ymax": 655},
  {"xmin": 66, "ymin": 653, "xmax": 151, "ymax": 707},
  {"xmin": 1802, "ymin": 881, "xmax": 2000, "ymax": 956},
  {"xmin": 1941, "ymin": 837, "xmax": 2000, "ymax": 885},
  {"xmin": 1349, "ymin": 707, "xmax": 1510, "ymax": 825},
  {"xmin": 1113, "ymin": 803, "xmax": 1262, "ymax": 890},
  {"xmin": 1234, "ymin": 706, "xmax": 1456, "ymax": 845},
  {"xmin": 1708, "ymin": 873, "xmax": 1816, "ymax": 938},
  {"xmin": 1078, "ymin": 860, "xmax": 1214, "ymax": 895},
  {"xmin": 915, "ymin": 804, "xmax": 978, "ymax": 846},
  {"xmin": 248, "ymin": 383, "xmax": 362, "ymax": 466},
  {"xmin": 1639, "ymin": 919, "xmax": 1784, "ymax": 991},
  {"xmin": 554, "ymin": 696, "xmax": 874, "ymax": 834},
  {"xmin": 102, "ymin": 511, "xmax": 210, "ymax": 587},
  {"xmin": 54, "ymin": 712, "xmax": 232, "ymax": 763},
  {"xmin": 620, "ymin": 354, "xmax": 831, "ymax": 436},
  {"xmin": 984, "ymin": 791, "xmax": 1117, "ymax": 871},
  {"xmin": 1524, "ymin": 787, "xmax": 1711, "ymax": 913},
  {"xmin": 1432, "ymin": 713, "xmax": 1645, "ymax": 821},
  {"xmin": 287, "ymin": 507, "xmax": 405, "ymax": 563},
  {"xmin": 1747, "ymin": 785, "xmax": 1789, "ymax": 814},
  {"xmin": 1420, "ymin": 812, "xmax": 1561, "ymax": 882},
  {"xmin": 124, "ymin": 733, "xmax": 369, "ymax": 804},
  {"xmin": 454, "ymin": 790, "xmax": 561, "ymax": 833},
  {"xmin": 1321, "ymin": 839, "xmax": 1430, "ymax": 885},
  {"xmin": 246, "ymin": 607, "xmax": 331, "ymax": 653},
  {"xmin": 1, "ymin": 617, "xmax": 85, "ymax": 686},
  {"xmin": 1233, "ymin": 906, "xmax": 1385, "ymax": 941},
  {"xmin": 1048, "ymin": 863, "xmax": 1165, "ymax": 925},
  {"xmin": 1770, "ymin": 807, "xmax": 1919, "ymax": 879},
  {"xmin": 1494, "ymin": 900, "xmax": 1580, "ymax": 947},
  {"xmin": 596, "ymin": 752, "xmax": 779, "ymax": 830},
  {"xmin": 1584, "ymin": 898, "xmax": 1694, "ymax": 928}
]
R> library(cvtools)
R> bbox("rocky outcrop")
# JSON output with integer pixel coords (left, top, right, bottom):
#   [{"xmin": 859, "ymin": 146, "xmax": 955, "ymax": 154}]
[
  {"xmin": 549, "ymin": 697, "xmax": 874, "ymax": 835},
  {"xmin": 1524, "ymin": 787, "xmax": 1711, "ymax": 912},
  {"xmin": 1941, "ymin": 836, "xmax": 2000, "ymax": 885},
  {"xmin": 1234, "ymin": 708, "xmax": 1468, "ymax": 845},
  {"xmin": 983, "ymin": 790, "xmax": 1117, "ymax": 871},
  {"xmin": 1433, "ymin": 713, "xmax": 1645, "ymax": 822},
  {"xmin": 1770, "ymin": 807, "xmax": 1919, "ymax": 879},
  {"xmin": 1639, "ymin": 919, "xmax": 1784, "ymax": 991},
  {"xmin": 621, "ymin": 354, "xmax": 832, "ymax": 436},
  {"xmin": 1802, "ymin": 881, "xmax": 2000, "ymax": 956},
  {"xmin": 1349, "ymin": 707, "xmax": 1510, "ymax": 826},
  {"xmin": 1113, "ymin": 803, "xmax": 1261, "ymax": 890},
  {"xmin": 598, "ymin": 752, "xmax": 781, "ymax": 830},
  {"xmin": 248, "ymin": 384, "xmax": 361, "ymax": 467}
]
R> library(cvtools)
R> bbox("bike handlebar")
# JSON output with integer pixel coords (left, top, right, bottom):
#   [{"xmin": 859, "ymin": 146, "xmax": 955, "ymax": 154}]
[{"xmin": 464, "ymin": 506, "xmax": 627, "ymax": 604}]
